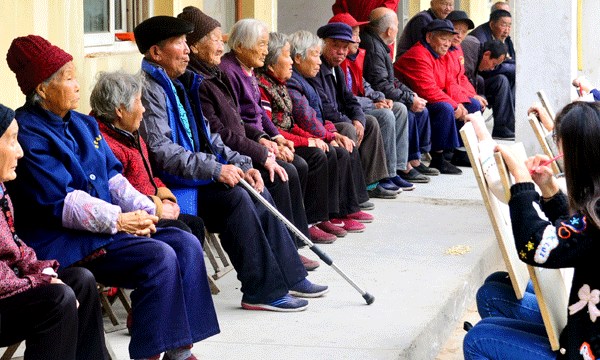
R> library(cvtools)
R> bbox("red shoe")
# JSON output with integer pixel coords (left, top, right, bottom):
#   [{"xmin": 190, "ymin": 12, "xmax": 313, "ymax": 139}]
[
  {"xmin": 299, "ymin": 254, "xmax": 320, "ymax": 271},
  {"xmin": 309, "ymin": 225, "xmax": 337, "ymax": 244},
  {"xmin": 316, "ymin": 221, "xmax": 347, "ymax": 237},
  {"xmin": 346, "ymin": 211, "xmax": 374, "ymax": 223},
  {"xmin": 330, "ymin": 218, "xmax": 365, "ymax": 233}
]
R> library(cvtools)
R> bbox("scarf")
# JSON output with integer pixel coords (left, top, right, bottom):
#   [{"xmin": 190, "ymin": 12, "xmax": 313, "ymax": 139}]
[{"xmin": 257, "ymin": 72, "xmax": 294, "ymax": 131}]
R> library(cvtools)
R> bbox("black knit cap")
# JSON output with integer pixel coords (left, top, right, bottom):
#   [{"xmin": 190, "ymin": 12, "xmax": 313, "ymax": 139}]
[
  {"xmin": 446, "ymin": 10, "xmax": 475, "ymax": 30},
  {"xmin": 134, "ymin": 16, "xmax": 194, "ymax": 54},
  {"xmin": 0, "ymin": 104, "xmax": 15, "ymax": 139},
  {"xmin": 177, "ymin": 6, "xmax": 221, "ymax": 45}
]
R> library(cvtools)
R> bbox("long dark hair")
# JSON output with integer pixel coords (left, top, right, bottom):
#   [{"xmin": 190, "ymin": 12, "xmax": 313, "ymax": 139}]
[{"xmin": 555, "ymin": 101, "xmax": 600, "ymax": 227}]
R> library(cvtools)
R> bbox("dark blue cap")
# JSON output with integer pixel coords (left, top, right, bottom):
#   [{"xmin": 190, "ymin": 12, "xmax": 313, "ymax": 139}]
[
  {"xmin": 446, "ymin": 10, "xmax": 475, "ymax": 29},
  {"xmin": 317, "ymin": 22, "xmax": 355, "ymax": 43},
  {"xmin": 0, "ymin": 104, "xmax": 15, "ymax": 139},
  {"xmin": 422, "ymin": 19, "xmax": 458, "ymax": 35}
]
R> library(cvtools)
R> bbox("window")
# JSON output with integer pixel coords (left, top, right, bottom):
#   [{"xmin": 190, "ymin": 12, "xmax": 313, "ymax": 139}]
[{"xmin": 84, "ymin": 0, "xmax": 151, "ymax": 47}]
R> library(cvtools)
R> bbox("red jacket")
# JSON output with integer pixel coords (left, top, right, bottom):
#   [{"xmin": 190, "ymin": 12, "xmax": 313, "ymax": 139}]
[
  {"xmin": 332, "ymin": 0, "xmax": 400, "ymax": 21},
  {"xmin": 445, "ymin": 45, "xmax": 477, "ymax": 101},
  {"xmin": 97, "ymin": 120, "xmax": 177, "ymax": 218},
  {"xmin": 340, "ymin": 48, "xmax": 366, "ymax": 96},
  {"xmin": 394, "ymin": 41, "xmax": 470, "ymax": 108}
]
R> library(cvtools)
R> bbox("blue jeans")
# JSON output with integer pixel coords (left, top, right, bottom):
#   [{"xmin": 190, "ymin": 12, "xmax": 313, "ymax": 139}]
[
  {"xmin": 367, "ymin": 101, "xmax": 409, "ymax": 174},
  {"xmin": 407, "ymin": 109, "xmax": 431, "ymax": 161},
  {"xmin": 476, "ymin": 271, "xmax": 543, "ymax": 325},
  {"xmin": 463, "ymin": 317, "xmax": 557, "ymax": 359}
]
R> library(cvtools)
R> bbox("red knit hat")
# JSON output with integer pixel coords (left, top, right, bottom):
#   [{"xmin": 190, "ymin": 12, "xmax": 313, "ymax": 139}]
[{"xmin": 6, "ymin": 35, "xmax": 73, "ymax": 95}]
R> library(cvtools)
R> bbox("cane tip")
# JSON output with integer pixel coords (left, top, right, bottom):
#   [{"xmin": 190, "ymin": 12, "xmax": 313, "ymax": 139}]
[{"xmin": 363, "ymin": 292, "xmax": 375, "ymax": 305}]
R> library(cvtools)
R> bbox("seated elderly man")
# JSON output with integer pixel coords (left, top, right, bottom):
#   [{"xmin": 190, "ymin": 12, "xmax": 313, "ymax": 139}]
[
  {"xmin": 332, "ymin": 12, "xmax": 420, "ymax": 189},
  {"xmin": 448, "ymin": 10, "xmax": 513, "ymax": 140},
  {"xmin": 397, "ymin": 0, "xmax": 454, "ymax": 57},
  {"xmin": 134, "ymin": 16, "xmax": 327, "ymax": 312},
  {"xmin": 308, "ymin": 21, "xmax": 399, "ymax": 199},
  {"xmin": 361, "ymin": 7, "xmax": 438, "ymax": 182},
  {"xmin": 395, "ymin": 20, "xmax": 483, "ymax": 174}
]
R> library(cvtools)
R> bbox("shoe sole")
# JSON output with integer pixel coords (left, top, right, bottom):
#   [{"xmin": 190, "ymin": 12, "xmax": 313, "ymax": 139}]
[
  {"xmin": 310, "ymin": 238, "xmax": 337, "ymax": 244},
  {"xmin": 241, "ymin": 302, "xmax": 308, "ymax": 312},
  {"xmin": 289, "ymin": 288, "xmax": 329, "ymax": 298},
  {"xmin": 369, "ymin": 194, "xmax": 398, "ymax": 199},
  {"xmin": 401, "ymin": 177, "xmax": 430, "ymax": 183},
  {"xmin": 304, "ymin": 264, "xmax": 319, "ymax": 271},
  {"xmin": 348, "ymin": 218, "xmax": 373, "ymax": 223},
  {"xmin": 359, "ymin": 204, "xmax": 375, "ymax": 210}
]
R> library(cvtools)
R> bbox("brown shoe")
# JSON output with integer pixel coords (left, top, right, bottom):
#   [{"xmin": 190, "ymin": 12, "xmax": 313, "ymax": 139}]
[{"xmin": 299, "ymin": 254, "xmax": 320, "ymax": 271}]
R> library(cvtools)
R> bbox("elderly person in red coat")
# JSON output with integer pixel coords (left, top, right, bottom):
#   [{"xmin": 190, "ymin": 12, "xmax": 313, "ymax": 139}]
[
  {"xmin": 0, "ymin": 103, "xmax": 108, "ymax": 360},
  {"xmin": 90, "ymin": 71, "xmax": 206, "ymax": 245},
  {"xmin": 395, "ymin": 19, "xmax": 482, "ymax": 172}
]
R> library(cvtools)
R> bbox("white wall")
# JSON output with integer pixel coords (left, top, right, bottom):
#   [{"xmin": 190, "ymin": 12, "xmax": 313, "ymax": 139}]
[
  {"xmin": 580, "ymin": 0, "xmax": 600, "ymax": 86},
  {"xmin": 277, "ymin": 0, "xmax": 332, "ymax": 34},
  {"xmin": 514, "ymin": 0, "xmax": 577, "ymax": 154}
]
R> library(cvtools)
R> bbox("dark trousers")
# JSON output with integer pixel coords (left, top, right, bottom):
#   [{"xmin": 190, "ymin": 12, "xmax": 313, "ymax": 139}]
[
  {"xmin": 158, "ymin": 213, "xmax": 205, "ymax": 245},
  {"xmin": 426, "ymin": 101, "xmax": 461, "ymax": 152},
  {"xmin": 335, "ymin": 116, "xmax": 388, "ymax": 185},
  {"xmin": 484, "ymin": 74, "xmax": 516, "ymax": 133},
  {"xmin": 294, "ymin": 146, "xmax": 329, "ymax": 224},
  {"xmin": 328, "ymin": 145, "xmax": 361, "ymax": 217},
  {"xmin": 258, "ymin": 158, "xmax": 310, "ymax": 240},
  {"xmin": 85, "ymin": 227, "xmax": 219, "ymax": 359},
  {"xmin": 195, "ymin": 184, "xmax": 307, "ymax": 304},
  {"xmin": 0, "ymin": 267, "xmax": 108, "ymax": 360},
  {"xmin": 407, "ymin": 108, "xmax": 432, "ymax": 161},
  {"xmin": 334, "ymin": 123, "xmax": 371, "ymax": 204}
]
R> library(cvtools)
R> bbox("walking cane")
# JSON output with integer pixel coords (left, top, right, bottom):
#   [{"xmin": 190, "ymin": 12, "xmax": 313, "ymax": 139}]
[{"xmin": 238, "ymin": 178, "xmax": 375, "ymax": 305}]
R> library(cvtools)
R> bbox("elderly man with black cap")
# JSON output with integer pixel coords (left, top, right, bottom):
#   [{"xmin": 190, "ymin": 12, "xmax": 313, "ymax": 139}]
[
  {"xmin": 396, "ymin": 20, "xmax": 484, "ymax": 174},
  {"xmin": 134, "ymin": 16, "xmax": 328, "ymax": 313},
  {"xmin": 308, "ymin": 21, "xmax": 398, "ymax": 199},
  {"xmin": 5, "ymin": 34, "xmax": 219, "ymax": 360}
]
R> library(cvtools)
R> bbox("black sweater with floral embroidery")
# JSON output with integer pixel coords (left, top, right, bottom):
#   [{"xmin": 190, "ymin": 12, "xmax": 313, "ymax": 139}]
[{"xmin": 509, "ymin": 182, "xmax": 600, "ymax": 359}]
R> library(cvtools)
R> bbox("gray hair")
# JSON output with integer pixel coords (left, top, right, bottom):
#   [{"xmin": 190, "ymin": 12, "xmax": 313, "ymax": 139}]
[
  {"xmin": 491, "ymin": 1, "xmax": 509, "ymax": 12},
  {"xmin": 288, "ymin": 30, "xmax": 323, "ymax": 61},
  {"xmin": 263, "ymin": 32, "xmax": 289, "ymax": 69},
  {"xmin": 228, "ymin": 19, "xmax": 269, "ymax": 51},
  {"xmin": 369, "ymin": 11, "xmax": 396, "ymax": 34},
  {"xmin": 90, "ymin": 71, "xmax": 145, "ymax": 123}
]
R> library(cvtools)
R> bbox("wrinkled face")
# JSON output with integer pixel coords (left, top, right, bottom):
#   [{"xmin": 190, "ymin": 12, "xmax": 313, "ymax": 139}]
[
  {"xmin": 0, "ymin": 120, "xmax": 23, "ymax": 182},
  {"xmin": 294, "ymin": 45, "xmax": 322, "ymax": 78},
  {"xmin": 191, "ymin": 27, "xmax": 225, "ymax": 66},
  {"xmin": 387, "ymin": 16, "xmax": 399, "ymax": 44},
  {"xmin": 479, "ymin": 52, "xmax": 506, "ymax": 71},
  {"xmin": 348, "ymin": 26, "xmax": 360, "ymax": 55},
  {"xmin": 452, "ymin": 21, "xmax": 469, "ymax": 46},
  {"xmin": 322, "ymin": 38, "xmax": 350, "ymax": 67},
  {"xmin": 38, "ymin": 61, "xmax": 80, "ymax": 117},
  {"xmin": 154, "ymin": 35, "xmax": 190, "ymax": 79},
  {"xmin": 269, "ymin": 42, "xmax": 294, "ymax": 82},
  {"xmin": 426, "ymin": 31, "xmax": 454, "ymax": 56},
  {"xmin": 236, "ymin": 30, "xmax": 269, "ymax": 68},
  {"xmin": 430, "ymin": 0, "xmax": 454, "ymax": 19},
  {"xmin": 116, "ymin": 92, "xmax": 145, "ymax": 133},
  {"xmin": 490, "ymin": 16, "xmax": 512, "ymax": 41}
]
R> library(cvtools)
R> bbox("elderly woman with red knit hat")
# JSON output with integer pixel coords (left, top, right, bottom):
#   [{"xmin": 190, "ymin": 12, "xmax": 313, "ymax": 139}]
[
  {"xmin": 5, "ymin": 35, "xmax": 219, "ymax": 360},
  {"xmin": 0, "ymin": 103, "xmax": 108, "ymax": 359}
]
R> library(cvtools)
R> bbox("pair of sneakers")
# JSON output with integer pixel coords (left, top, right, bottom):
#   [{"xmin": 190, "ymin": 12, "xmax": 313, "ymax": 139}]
[{"xmin": 241, "ymin": 279, "xmax": 328, "ymax": 312}]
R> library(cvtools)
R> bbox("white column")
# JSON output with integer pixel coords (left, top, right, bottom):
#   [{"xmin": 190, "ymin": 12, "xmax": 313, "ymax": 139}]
[{"xmin": 514, "ymin": 0, "xmax": 577, "ymax": 154}]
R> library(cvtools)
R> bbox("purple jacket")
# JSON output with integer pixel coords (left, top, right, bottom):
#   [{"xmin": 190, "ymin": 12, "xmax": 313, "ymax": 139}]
[{"xmin": 219, "ymin": 52, "xmax": 281, "ymax": 138}]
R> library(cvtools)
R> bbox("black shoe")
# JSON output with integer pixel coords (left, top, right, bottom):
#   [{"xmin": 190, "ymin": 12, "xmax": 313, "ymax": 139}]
[
  {"xmin": 463, "ymin": 321, "xmax": 474, "ymax": 332},
  {"xmin": 443, "ymin": 149, "xmax": 454, "ymax": 161},
  {"xmin": 398, "ymin": 168, "xmax": 430, "ymax": 183},
  {"xmin": 430, "ymin": 156, "xmax": 462, "ymax": 175},
  {"xmin": 451, "ymin": 150, "xmax": 472, "ymax": 167},
  {"xmin": 368, "ymin": 184, "xmax": 398, "ymax": 199},
  {"xmin": 413, "ymin": 163, "xmax": 440, "ymax": 176},
  {"xmin": 492, "ymin": 127, "xmax": 515, "ymax": 141}
]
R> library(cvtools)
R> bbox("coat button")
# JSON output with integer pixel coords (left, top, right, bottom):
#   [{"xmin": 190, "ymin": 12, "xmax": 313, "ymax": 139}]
[{"xmin": 89, "ymin": 174, "xmax": 96, "ymax": 180}]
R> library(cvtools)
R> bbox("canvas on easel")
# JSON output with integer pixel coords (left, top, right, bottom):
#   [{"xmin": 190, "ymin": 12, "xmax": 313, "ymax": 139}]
[{"xmin": 460, "ymin": 122, "xmax": 530, "ymax": 299}]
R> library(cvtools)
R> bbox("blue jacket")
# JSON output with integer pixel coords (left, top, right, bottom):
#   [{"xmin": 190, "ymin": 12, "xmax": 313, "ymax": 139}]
[
  {"xmin": 288, "ymin": 69, "xmax": 325, "ymax": 123},
  {"xmin": 7, "ymin": 104, "xmax": 120, "ymax": 267},
  {"xmin": 307, "ymin": 57, "xmax": 366, "ymax": 126}
]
